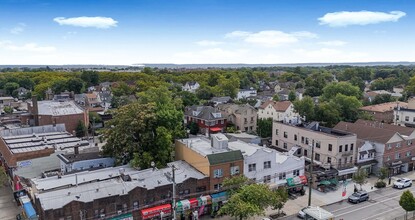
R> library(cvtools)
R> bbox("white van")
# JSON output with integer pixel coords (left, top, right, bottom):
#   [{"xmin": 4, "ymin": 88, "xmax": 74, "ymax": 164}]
[{"xmin": 298, "ymin": 206, "xmax": 335, "ymax": 220}]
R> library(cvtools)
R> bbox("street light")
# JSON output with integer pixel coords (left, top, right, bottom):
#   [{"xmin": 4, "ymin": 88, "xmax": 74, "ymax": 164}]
[{"xmin": 308, "ymin": 140, "xmax": 315, "ymax": 207}]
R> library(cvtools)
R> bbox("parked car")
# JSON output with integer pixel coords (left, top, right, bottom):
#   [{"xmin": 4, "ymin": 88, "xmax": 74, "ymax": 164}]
[
  {"xmin": 393, "ymin": 178, "xmax": 412, "ymax": 189},
  {"xmin": 298, "ymin": 207, "xmax": 308, "ymax": 219},
  {"xmin": 348, "ymin": 191, "xmax": 369, "ymax": 203}
]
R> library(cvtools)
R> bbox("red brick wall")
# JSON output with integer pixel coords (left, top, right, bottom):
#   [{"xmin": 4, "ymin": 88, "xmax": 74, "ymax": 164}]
[{"xmin": 209, "ymin": 160, "xmax": 244, "ymax": 191}]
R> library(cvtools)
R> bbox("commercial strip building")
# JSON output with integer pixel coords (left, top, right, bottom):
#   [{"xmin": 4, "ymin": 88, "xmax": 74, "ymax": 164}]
[{"xmin": 334, "ymin": 119, "xmax": 415, "ymax": 176}]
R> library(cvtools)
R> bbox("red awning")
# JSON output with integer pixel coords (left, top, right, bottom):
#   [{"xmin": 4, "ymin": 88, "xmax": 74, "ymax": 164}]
[
  {"xmin": 141, "ymin": 204, "xmax": 171, "ymax": 219},
  {"xmin": 189, "ymin": 198, "xmax": 198, "ymax": 209},
  {"xmin": 299, "ymin": 175, "xmax": 307, "ymax": 184},
  {"xmin": 209, "ymin": 127, "xmax": 222, "ymax": 132}
]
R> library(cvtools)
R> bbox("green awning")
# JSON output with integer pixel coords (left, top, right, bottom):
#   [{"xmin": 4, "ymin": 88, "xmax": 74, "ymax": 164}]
[
  {"xmin": 329, "ymin": 178, "xmax": 338, "ymax": 185},
  {"xmin": 319, "ymin": 180, "xmax": 331, "ymax": 185},
  {"xmin": 286, "ymin": 178, "xmax": 295, "ymax": 187}
]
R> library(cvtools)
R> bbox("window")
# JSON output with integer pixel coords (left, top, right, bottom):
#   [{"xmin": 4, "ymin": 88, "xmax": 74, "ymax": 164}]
[
  {"xmin": 123, "ymin": 203, "xmax": 128, "ymax": 212},
  {"xmin": 387, "ymin": 156, "xmax": 391, "ymax": 161},
  {"xmin": 278, "ymin": 172, "xmax": 286, "ymax": 180},
  {"xmin": 214, "ymin": 184, "xmax": 222, "ymax": 190},
  {"xmin": 315, "ymin": 153, "xmax": 320, "ymax": 161},
  {"xmin": 408, "ymin": 140, "xmax": 412, "ymax": 146},
  {"xmin": 133, "ymin": 201, "xmax": 139, "ymax": 210},
  {"xmin": 248, "ymin": 163, "xmax": 256, "ymax": 172},
  {"xmin": 395, "ymin": 153, "xmax": 401, "ymax": 159},
  {"xmin": 327, "ymin": 157, "xmax": 331, "ymax": 164},
  {"xmin": 275, "ymin": 129, "xmax": 279, "ymax": 135},
  {"xmin": 396, "ymin": 115, "xmax": 400, "ymax": 121},
  {"xmin": 293, "ymin": 169, "xmax": 300, "ymax": 176},
  {"xmin": 350, "ymin": 156, "xmax": 353, "ymax": 164},
  {"xmin": 328, "ymin": 144, "xmax": 332, "ymax": 151},
  {"xmin": 264, "ymin": 161, "xmax": 271, "ymax": 169},
  {"xmin": 407, "ymin": 151, "xmax": 411, "ymax": 157},
  {"xmin": 406, "ymin": 116, "xmax": 410, "ymax": 122},
  {"xmin": 244, "ymin": 118, "xmax": 248, "ymax": 124},
  {"xmin": 264, "ymin": 175, "xmax": 271, "ymax": 183},
  {"xmin": 413, "ymin": 117, "xmax": 415, "ymax": 122},
  {"xmin": 196, "ymin": 186, "xmax": 206, "ymax": 192},
  {"xmin": 251, "ymin": 117, "xmax": 254, "ymax": 122},
  {"xmin": 338, "ymin": 158, "xmax": 342, "ymax": 165},
  {"xmin": 284, "ymin": 132, "xmax": 288, "ymax": 138},
  {"xmin": 315, "ymin": 141, "xmax": 321, "ymax": 148},
  {"xmin": 275, "ymin": 140, "xmax": 279, "ymax": 146},
  {"xmin": 304, "ymin": 149, "xmax": 308, "ymax": 157},
  {"xmin": 231, "ymin": 166, "xmax": 240, "ymax": 175},
  {"xmin": 396, "ymin": 143, "xmax": 401, "ymax": 148},
  {"xmin": 305, "ymin": 138, "xmax": 309, "ymax": 145},
  {"xmin": 387, "ymin": 144, "xmax": 392, "ymax": 150},
  {"xmin": 339, "ymin": 145, "xmax": 343, "ymax": 152},
  {"xmin": 345, "ymin": 144, "xmax": 348, "ymax": 151},
  {"xmin": 301, "ymin": 136, "xmax": 305, "ymax": 144},
  {"xmin": 294, "ymin": 134, "xmax": 298, "ymax": 141},
  {"xmin": 214, "ymin": 169, "xmax": 223, "ymax": 178},
  {"xmin": 351, "ymin": 144, "xmax": 354, "ymax": 151},
  {"xmin": 283, "ymin": 142, "xmax": 288, "ymax": 149}
]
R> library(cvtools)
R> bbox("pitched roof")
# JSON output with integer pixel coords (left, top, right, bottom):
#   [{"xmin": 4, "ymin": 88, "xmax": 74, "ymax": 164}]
[
  {"xmin": 334, "ymin": 120, "xmax": 415, "ymax": 144},
  {"xmin": 185, "ymin": 105, "xmax": 225, "ymax": 120},
  {"xmin": 359, "ymin": 102, "xmax": 408, "ymax": 113},
  {"xmin": 207, "ymin": 150, "xmax": 243, "ymax": 165},
  {"xmin": 258, "ymin": 100, "xmax": 292, "ymax": 112},
  {"xmin": 217, "ymin": 103, "xmax": 256, "ymax": 115}
]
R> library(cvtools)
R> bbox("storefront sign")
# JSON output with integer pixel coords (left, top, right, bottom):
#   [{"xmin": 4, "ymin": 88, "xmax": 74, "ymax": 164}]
[
  {"xmin": 140, "ymin": 204, "xmax": 171, "ymax": 220},
  {"xmin": 109, "ymin": 213, "xmax": 133, "ymax": 220},
  {"xmin": 211, "ymin": 192, "xmax": 228, "ymax": 203}
]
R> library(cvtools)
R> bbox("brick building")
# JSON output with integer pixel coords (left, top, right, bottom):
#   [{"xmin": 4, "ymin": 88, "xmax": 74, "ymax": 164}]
[
  {"xmin": 32, "ymin": 161, "xmax": 209, "ymax": 220},
  {"xmin": 184, "ymin": 106, "xmax": 227, "ymax": 135},
  {"xmin": 21, "ymin": 96, "xmax": 88, "ymax": 134},
  {"xmin": 175, "ymin": 133, "xmax": 244, "ymax": 192},
  {"xmin": 359, "ymin": 101, "xmax": 407, "ymax": 124},
  {"xmin": 216, "ymin": 103, "xmax": 257, "ymax": 133}
]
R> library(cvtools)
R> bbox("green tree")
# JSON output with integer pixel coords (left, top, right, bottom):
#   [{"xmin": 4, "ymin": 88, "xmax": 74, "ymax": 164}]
[
  {"xmin": 4, "ymin": 82, "xmax": 19, "ymax": 96},
  {"xmin": 0, "ymin": 166, "xmax": 8, "ymax": 187},
  {"xmin": 3, "ymin": 106, "xmax": 13, "ymax": 114},
  {"xmin": 378, "ymin": 167, "xmax": 389, "ymax": 183},
  {"xmin": 331, "ymin": 94, "xmax": 362, "ymax": 122},
  {"xmin": 218, "ymin": 76, "xmax": 240, "ymax": 98},
  {"xmin": 352, "ymin": 169, "xmax": 368, "ymax": 190},
  {"xmin": 67, "ymin": 78, "xmax": 85, "ymax": 94},
  {"xmin": 272, "ymin": 94, "xmax": 280, "ymax": 101},
  {"xmin": 222, "ymin": 175, "xmax": 250, "ymax": 196},
  {"xmin": 271, "ymin": 187, "xmax": 289, "ymax": 215},
  {"xmin": 293, "ymin": 96, "xmax": 315, "ymax": 121},
  {"xmin": 288, "ymin": 90, "xmax": 296, "ymax": 102},
  {"xmin": 372, "ymin": 94, "xmax": 396, "ymax": 105},
  {"xmin": 196, "ymin": 87, "xmax": 214, "ymax": 100},
  {"xmin": 112, "ymin": 82, "xmax": 133, "ymax": 97},
  {"xmin": 321, "ymin": 82, "xmax": 362, "ymax": 101},
  {"xmin": 315, "ymin": 102, "xmax": 341, "ymax": 127},
  {"xmin": 399, "ymin": 190, "xmax": 415, "ymax": 220},
  {"xmin": 257, "ymin": 118, "xmax": 273, "ymax": 138},
  {"xmin": 52, "ymin": 79, "xmax": 68, "ymax": 94},
  {"xmin": 219, "ymin": 184, "xmax": 274, "ymax": 220},
  {"xmin": 75, "ymin": 120, "xmax": 86, "ymax": 137},
  {"xmin": 80, "ymin": 71, "xmax": 99, "ymax": 86},
  {"xmin": 180, "ymin": 91, "xmax": 199, "ymax": 107},
  {"xmin": 189, "ymin": 122, "xmax": 199, "ymax": 135}
]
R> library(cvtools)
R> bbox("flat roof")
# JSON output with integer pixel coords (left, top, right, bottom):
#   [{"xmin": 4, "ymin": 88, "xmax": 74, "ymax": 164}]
[
  {"xmin": 35, "ymin": 161, "xmax": 206, "ymax": 210},
  {"xmin": 179, "ymin": 137, "xmax": 230, "ymax": 157},
  {"xmin": 57, "ymin": 152, "xmax": 105, "ymax": 164},
  {"xmin": 36, "ymin": 100, "xmax": 84, "ymax": 116},
  {"xmin": 228, "ymin": 140, "xmax": 271, "ymax": 156}
]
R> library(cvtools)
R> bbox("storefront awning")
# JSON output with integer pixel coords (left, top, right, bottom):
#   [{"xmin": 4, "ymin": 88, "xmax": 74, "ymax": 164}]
[
  {"xmin": 286, "ymin": 175, "xmax": 307, "ymax": 187},
  {"xmin": 319, "ymin": 180, "xmax": 331, "ymax": 186},
  {"xmin": 141, "ymin": 204, "xmax": 171, "ymax": 219},
  {"xmin": 337, "ymin": 166, "xmax": 358, "ymax": 176},
  {"xmin": 211, "ymin": 191, "xmax": 228, "ymax": 203},
  {"xmin": 176, "ymin": 198, "xmax": 198, "ymax": 212},
  {"xmin": 197, "ymin": 195, "xmax": 212, "ymax": 206},
  {"xmin": 209, "ymin": 127, "xmax": 222, "ymax": 132}
]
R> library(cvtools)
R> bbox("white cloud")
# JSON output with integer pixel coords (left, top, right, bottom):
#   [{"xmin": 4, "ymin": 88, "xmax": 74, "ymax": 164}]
[
  {"xmin": 318, "ymin": 10, "xmax": 406, "ymax": 27},
  {"xmin": 0, "ymin": 41, "xmax": 56, "ymax": 52},
  {"xmin": 224, "ymin": 30, "xmax": 317, "ymax": 47},
  {"xmin": 53, "ymin": 16, "xmax": 118, "ymax": 29},
  {"xmin": 292, "ymin": 48, "xmax": 368, "ymax": 62},
  {"xmin": 318, "ymin": 40, "xmax": 347, "ymax": 46},
  {"xmin": 10, "ymin": 23, "xmax": 26, "ymax": 34},
  {"xmin": 195, "ymin": 40, "xmax": 224, "ymax": 46}
]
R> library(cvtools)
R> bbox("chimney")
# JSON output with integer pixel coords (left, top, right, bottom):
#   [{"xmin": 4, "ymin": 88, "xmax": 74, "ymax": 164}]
[{"xmin": 32, "ymin": 95, "xmax": 39, "ymax": 126}]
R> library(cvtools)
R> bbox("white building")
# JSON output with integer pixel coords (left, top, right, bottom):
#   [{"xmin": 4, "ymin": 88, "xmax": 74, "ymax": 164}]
[
  {"xmin": 237, "ymin": 89, "xmax": 257, "ymax": 100},
  {"xmin": 227, "ymin": 140, "xmax": 305, "ymax": 186},
  {"xmin": 356, "ymin": 141, "xmax": 384, "ymax": 175},
  {"xmin": 395, "ymin": 97, "xmax": 415, "ymax": 127},
  {"xmin": 258, "ymin": 100, "xmax": 298, "ymax": 122},
  {"xmin": 182, "ymin": 82, "xmax": 200, "ymax": 93}
]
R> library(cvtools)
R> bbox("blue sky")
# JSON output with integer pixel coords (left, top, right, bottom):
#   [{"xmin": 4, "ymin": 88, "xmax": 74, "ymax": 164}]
[{"xmin": 0, "ymin": 0, "xmax": 414, "ymax": 65}]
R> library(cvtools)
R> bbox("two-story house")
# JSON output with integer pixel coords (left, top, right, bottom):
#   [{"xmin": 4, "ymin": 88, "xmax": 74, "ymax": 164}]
[
  {"xmin": 175, "ymin": 134, "xmax": 244, "ymax": 192},
  {"xmin": 273, "ymin": 121, "xmax": 358, "ymax": 181},
  {"xmin": 334, "ymin": 120, "xmax": 415, "ymax": 176},
  {"xmin": 258, "ymin": 100, "xmax": 298, "ymax": 122},
  {"xmin": 184, "ymin": 106, "xmax": 227, "ymax": 135},
  {"xmin": 355, "ymin": 140, "xmax": 383, "ymax": 175},
  {"xmin": 216, "ymin": 103, "xmax": 257, "ymax": 133},
  {"xmin": 182, "ymin": 82, "xmax": 200, "ymax": 93},
  {"xmin": 395, "ymin": 97, "xmax": 415, "ymax": 127},
  {"xmin": 236, "ymin": 89, "xmax": 257, "ymax": 100}
]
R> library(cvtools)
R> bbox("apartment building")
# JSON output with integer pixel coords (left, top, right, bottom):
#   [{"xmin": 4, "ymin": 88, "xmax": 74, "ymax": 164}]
[
  {"xmin": 216, "ymin": 103, "xmax": 257, "ymax": 132},
  {"xmin": 184, "ymin": 105, "xmax": 227, "ymax": 135},
  {"xmin": 175, "ymin": 134, "xmax": 244, "ymax": 192},
  {"xmin": 272, "ymin": 121, "xmax": 358, "ymax": 180},
  {"xmin": 335, "ymin": 120, "xmax": 415, "ymax": 175},
  {"xmin": 395, "ymin": 97, "xmax": 415, "ymax": 127}
]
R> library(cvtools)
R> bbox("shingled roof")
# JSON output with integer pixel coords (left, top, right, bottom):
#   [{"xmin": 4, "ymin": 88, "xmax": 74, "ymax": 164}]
[
  {"xmin": 259, "ymin": 100, "xmax": 292, "ymax": 112},
  {"xmin": 207, "ymin": 150, "xmax": 243, "ymax": 165},
  {"xmin": 334, "ymin": 120, "xmax": 415, "ymax": 144},
  {"xmin": 359, "ymin": 102, "xmax": 408, "ymax": 113},
  {"xmin": 185, "ymin": 105, "xmax": 226, "ymax": 120}
]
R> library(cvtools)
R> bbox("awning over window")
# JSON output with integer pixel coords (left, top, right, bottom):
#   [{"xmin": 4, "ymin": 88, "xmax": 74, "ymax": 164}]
[
  {"xmin": 209, "ymin": 127, "xmax": 222, "ymax": 132},
  {"xmin": 211, "ymin": 191, "xmax": 228, "ymax": 203},
  {"xmin": 140, "ymin": 204, "xmax": 171, "ymax": 219},
  {"xmin": 286, "ymin": 175, "xmax": 308, "ymax": 187}
]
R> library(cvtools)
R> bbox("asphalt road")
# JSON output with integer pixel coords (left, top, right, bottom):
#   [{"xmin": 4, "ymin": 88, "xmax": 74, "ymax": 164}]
[{"xmin": 283, "ymin": 185, "xmax": 414, "ymax": 220}]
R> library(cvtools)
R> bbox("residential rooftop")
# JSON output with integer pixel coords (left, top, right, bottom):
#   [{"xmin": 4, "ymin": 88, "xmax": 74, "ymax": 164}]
[
  {"xmin": 57, "ymin": 152, "xmax": 105, "ymax": 164},
  {"xmin": 359, "ymin": 101, "xmax": 408, "ymax": 113},
  {"xmin": 35, "ymin": 100, "xmax": 84, "ymax": 116}
]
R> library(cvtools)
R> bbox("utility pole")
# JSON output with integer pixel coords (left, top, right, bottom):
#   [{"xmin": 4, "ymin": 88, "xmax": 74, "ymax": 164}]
[
  {"xmin": 172, "ymin": 165, "xmax": 177, "ymax": 220},
  {"xmin": 308, "ymin": 140, "xmax": 314, "ymax": 207}
]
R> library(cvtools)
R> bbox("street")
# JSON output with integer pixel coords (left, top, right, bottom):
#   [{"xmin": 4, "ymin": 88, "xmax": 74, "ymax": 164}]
[{"xmin": 283, "ymin": 186, "xmax": 413, "ymax": 220}]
